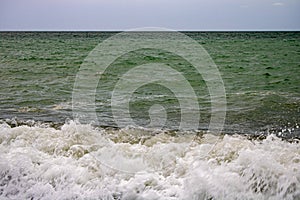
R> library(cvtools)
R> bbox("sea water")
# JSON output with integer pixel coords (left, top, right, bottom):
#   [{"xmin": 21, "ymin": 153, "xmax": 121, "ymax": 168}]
[{"xmin": 0, "ymin": 32, "xmax": 299, "ymax": 199}]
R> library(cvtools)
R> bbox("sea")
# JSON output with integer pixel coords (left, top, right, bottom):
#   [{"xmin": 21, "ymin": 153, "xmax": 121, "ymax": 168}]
[{"xmin": 0, "ymin": 31, "xmax": 299, "ymax": 199}]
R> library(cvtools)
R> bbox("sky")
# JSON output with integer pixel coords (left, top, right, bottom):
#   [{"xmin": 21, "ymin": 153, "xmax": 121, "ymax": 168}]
[{"xmin": 0, "ymin": 0, "xmax": 299, "ymax": 31}]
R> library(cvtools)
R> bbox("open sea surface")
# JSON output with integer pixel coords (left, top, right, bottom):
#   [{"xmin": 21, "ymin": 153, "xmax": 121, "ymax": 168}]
[{"xmin": 0, "ymin": 32, "xmax": 299, "ymax": 199}]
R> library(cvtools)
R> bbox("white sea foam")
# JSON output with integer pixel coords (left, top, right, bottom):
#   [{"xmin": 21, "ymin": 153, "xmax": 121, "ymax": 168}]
[{"xmin": 0, "ymin": 121, "xmax": 299, "ymax": 199}]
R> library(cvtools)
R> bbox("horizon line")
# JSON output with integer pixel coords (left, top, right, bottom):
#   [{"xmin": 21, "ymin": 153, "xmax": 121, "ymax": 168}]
[{"xmin": 1, "ymin": 29, "xmax": 300, "ymax": 32}]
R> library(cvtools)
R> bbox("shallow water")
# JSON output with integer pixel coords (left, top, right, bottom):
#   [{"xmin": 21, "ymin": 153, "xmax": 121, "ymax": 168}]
[{"xmin": 0, "ymin": 121, "xmax": 299, "ymax": 199}]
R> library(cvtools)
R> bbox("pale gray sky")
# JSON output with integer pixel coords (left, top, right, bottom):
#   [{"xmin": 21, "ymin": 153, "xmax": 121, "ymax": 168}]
[{"xmin": 0, "ymin": 0, "xmax": 299, "ymax": 30}]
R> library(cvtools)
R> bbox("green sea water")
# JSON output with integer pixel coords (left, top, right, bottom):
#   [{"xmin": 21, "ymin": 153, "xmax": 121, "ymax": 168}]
[
  {"xmin": 1, "ymin": 32, "xmax": 300, "ymax": 200},
  {"xmin": 0, "ymin": 32, "xmax": 299, "ymax": 136}
]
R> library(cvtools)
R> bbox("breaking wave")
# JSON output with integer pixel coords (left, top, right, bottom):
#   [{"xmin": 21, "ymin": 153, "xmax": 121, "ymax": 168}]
[{"xmin": 0, "ymin": 120, "xmax": 299, "ymax": 199}]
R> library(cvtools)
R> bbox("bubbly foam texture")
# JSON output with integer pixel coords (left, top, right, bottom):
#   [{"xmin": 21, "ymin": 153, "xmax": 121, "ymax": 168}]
[{"xmin": 0, "ymin": 121, "xmax": 299, "ymax": 199}]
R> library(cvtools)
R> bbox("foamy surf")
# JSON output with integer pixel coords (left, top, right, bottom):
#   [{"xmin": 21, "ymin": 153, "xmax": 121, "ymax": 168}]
[{"xmin": 0, "ymin": 121, "xmax": 299, "ymax": 200}]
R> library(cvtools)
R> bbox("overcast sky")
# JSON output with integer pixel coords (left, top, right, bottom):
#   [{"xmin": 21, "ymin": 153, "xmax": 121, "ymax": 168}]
[{"xmin": 0, "ymin": 0, "xmax": 299, "ymax": 31}]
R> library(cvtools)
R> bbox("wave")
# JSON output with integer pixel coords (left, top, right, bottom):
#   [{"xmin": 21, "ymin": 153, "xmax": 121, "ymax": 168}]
[{"xmin": 0, "ymin": 120, "xmax": 299, "ymax": 199}]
